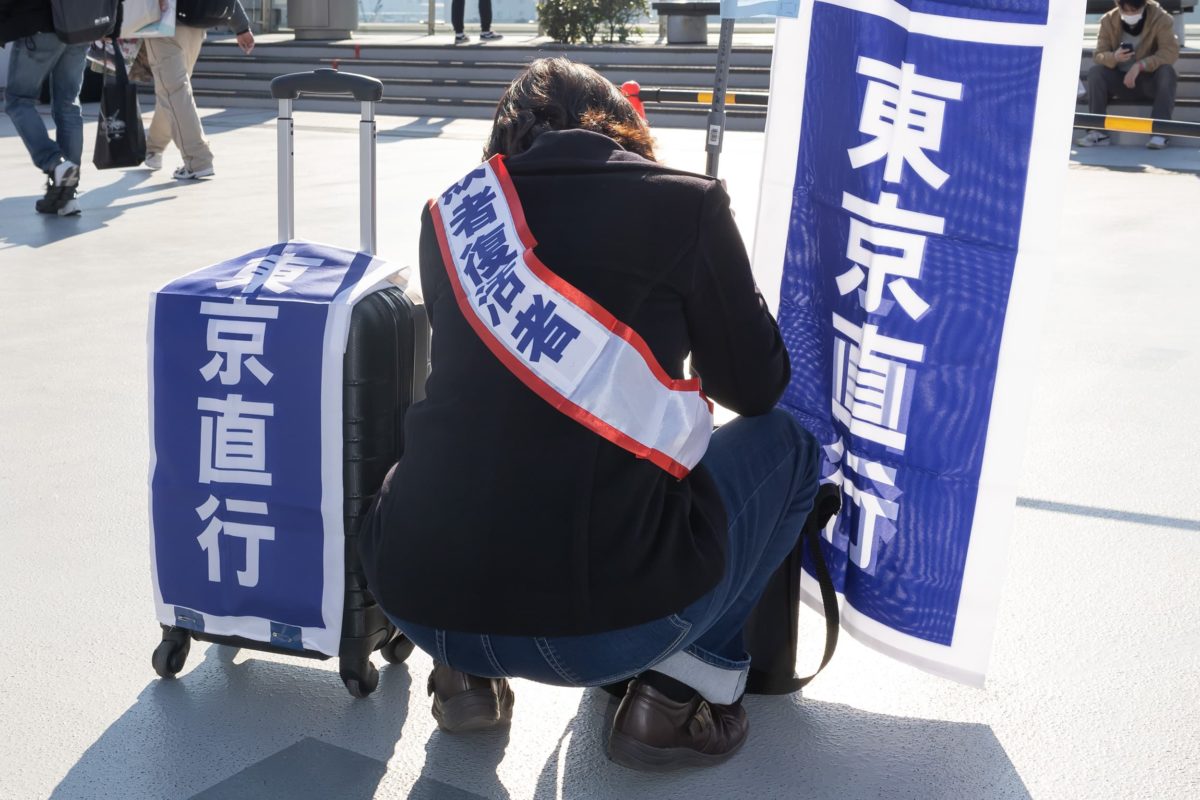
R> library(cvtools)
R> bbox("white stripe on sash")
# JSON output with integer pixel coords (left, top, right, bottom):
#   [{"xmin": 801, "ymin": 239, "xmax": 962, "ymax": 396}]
[{"xmin": 430, "ymin": 155, "xmax": 713, "ymax": 478}]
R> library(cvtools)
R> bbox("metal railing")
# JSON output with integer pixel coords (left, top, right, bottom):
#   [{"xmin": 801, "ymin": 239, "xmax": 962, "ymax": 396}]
[
  {"xmin": 1073, "ymin": 112, "xmax": 1200, "ymax": 139},
  {"xmin": 630, "ymin": 88, "xmax": 1200, "ymax": 142},
  {"xmin": 635, "ymin": 87, "xmax": 769, "ymax": 107}
]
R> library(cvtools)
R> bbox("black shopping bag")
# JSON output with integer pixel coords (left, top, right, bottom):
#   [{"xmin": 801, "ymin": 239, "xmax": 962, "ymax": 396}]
[{"xmin": 93, "ymin": 43, "xmax": 146, "ymax": 170}]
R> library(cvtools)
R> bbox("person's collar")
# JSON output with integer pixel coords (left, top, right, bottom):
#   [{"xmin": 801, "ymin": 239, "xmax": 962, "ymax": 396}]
[{"xmin": 505, "ymin": 129, "xmax": 651, "ymax": 170}]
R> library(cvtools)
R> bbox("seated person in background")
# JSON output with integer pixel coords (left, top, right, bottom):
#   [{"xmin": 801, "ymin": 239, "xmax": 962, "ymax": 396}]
[
  {"xmin": 1080, "ymin": 0, "xmax": 1179, "ymax": 149},
  {"xmin": 360, "ymin": 58, "xmax": 822, "ymax": 771}
]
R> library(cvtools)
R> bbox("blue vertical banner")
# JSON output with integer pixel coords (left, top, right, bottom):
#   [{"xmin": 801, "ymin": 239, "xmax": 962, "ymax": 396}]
[
  {"xmin": 751, "ymin": 0, "xmax": 1084, "ymax": 684},
  {"xmin": 148, "ymin": 242, "xmax": 397, "ymax": 657}
]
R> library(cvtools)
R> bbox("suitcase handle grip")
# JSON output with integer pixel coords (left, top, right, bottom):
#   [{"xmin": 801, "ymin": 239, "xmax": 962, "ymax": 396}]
[
  {"xmin": 274, "ymin": 70, "xmax": 381, "ymax": 254},
  {"xmin": 270, "ymin": 69, "xmax": 384, "ymax": 102}
]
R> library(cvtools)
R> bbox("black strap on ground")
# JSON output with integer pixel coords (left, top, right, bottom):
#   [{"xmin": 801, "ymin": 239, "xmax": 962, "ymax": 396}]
[
  {"xmin": 795, "ymin": 485, "xmax": 841, "ymax": 689},
  {"xmin": 1074, "ymin": 112, "xmax": 1200, "ymax": 140}
]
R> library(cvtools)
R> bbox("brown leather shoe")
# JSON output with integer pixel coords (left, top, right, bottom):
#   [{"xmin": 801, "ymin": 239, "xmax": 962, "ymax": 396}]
[
  {"xmin": 427, "ymin": 663, "xmax": 514, "ymax": 733},
  {"xmin": 607, "ymin": 679, "xmax": 749, "ymax": 770}
]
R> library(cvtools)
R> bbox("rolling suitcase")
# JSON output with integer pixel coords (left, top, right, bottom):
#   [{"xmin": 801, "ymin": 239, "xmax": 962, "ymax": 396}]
[{"xmin": 149, "ymin": 70, "xmax": 429, "ymax": 698}]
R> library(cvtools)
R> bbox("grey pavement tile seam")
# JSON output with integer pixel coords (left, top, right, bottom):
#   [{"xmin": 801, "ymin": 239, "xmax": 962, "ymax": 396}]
[{"xmin": 1015, "ymin": 497, "xmax": 1200, "ymax": 531}]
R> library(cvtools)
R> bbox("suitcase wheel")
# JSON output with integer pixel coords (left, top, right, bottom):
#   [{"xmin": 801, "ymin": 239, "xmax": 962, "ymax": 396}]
[
  {"xmin": 380, "ymin": 633, "xmax": 415, "ymax": 665},
  {"xmin": 342, "ymin": 661, "xmax": 380, "ymax": 699},
  {"xmin": 152, "ymin": 628, "xmax": 192, "ymax": 679}
]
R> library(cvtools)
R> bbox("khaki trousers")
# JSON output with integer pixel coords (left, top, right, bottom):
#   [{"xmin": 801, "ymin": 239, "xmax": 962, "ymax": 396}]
[{"xmin": 144, "ymin": 25, "xmax": 212, "ymax": 171}]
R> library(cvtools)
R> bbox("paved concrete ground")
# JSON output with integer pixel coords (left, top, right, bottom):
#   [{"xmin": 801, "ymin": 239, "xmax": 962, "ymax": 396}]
[{"xmin": 0, "ymin": 107, "xmax": 1197, "ymax": 800}]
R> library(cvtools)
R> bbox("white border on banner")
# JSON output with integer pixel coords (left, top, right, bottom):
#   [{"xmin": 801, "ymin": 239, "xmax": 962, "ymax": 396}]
[
  {"xmin": 147, "ymin": 294, "xmax": 165, "ymax": 614},
  {"xmin": 147, "ymin": 244, "xmax": 401, "ymax": 659},
  {"xmin": 757, "ymin": 0, "xmax": 1085, "ymax": 685},
  {"xmin": 751, "ymin": 5, "xmax": 815, "ymax": 316},
  {"xmin": 818, "ymin": 0, "xmax": 1047, "ymax": 46}
]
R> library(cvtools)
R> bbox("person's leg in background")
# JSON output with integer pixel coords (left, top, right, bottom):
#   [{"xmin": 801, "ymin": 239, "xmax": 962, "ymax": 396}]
[
  {"xmin": 5, "ymin": 34, "xmax": 77, "ymax": 207},
  {"xmin": 43, "ymin": 40, "xmax": 89, "ymax": 214},
  {"xmin": 47, "ymin": 42, "xmax": 88, "ymax": 168},
  {"xmin": 478, "ymin": 0, "xmax": 502, "ymax": 40},
  {"xmin": 609, "ymin": 408, "xmax": 821, "ymax": 769},
  {"xmin": 144, "ymin": 26, "xmax": 214, "ymax": 178},
  {"xmin": 143, "ymin": 29, "xmax": 200, "ymax": 168},
  {"xmin": 451, "ymin": 0, "xmax": 467, "ymax": 42},
  {"xmin": 1138, "ymin": 65, "xmax": 1177, "ymax": 149},
  {"xmin": 1080, "ymin": 64, "xmax": 1125, "ymax": 147},
  {"xmin": 144, "ymin": 72, "xmax": 173, "ymax": 169}
]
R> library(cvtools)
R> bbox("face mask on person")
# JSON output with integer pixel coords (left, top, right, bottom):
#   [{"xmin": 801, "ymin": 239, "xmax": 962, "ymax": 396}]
[{"xmin": 1121, "ymin": 12, "xmax": 1143, "ymax": 24}]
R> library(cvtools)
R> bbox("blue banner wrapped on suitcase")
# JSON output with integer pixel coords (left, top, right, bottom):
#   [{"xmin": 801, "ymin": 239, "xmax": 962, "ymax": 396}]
[
  {"xmin": 751, "ymin": 0, "xmax": 1085, "ymax": 683},
  {"xmin": 149, "ymin": 242, "xmax": 398, "ymax": 657}
]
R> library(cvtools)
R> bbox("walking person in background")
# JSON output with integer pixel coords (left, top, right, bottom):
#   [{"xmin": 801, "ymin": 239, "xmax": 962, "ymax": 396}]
[
  {"xmin": 1080, "ymin": 0, "xmax": 1179, "ymax": 150},
  {"xmin": 142, "ymin": 0, "xmax": 254, "ymax": 179},
  {"xmin": 1, "ymin": 0, "xmax": 93, "ymax": 216},
  {"xmin": 451, "ymin": 0, "xmax": 503, "ymax": 44}
]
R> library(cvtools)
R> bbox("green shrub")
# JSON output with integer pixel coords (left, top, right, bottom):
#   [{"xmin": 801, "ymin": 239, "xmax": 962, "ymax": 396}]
[
  {"xmin": 596, "ymin": 0, "xmax": 648, "ymax": 44},
  {"xmin": 538, "ymin": 0, "xmax": 648, "ymax": 45}
]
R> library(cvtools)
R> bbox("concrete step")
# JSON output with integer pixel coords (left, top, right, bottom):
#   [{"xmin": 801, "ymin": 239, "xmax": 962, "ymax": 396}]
[
  {"xmin": 1075, "ymin": 97, "xmax": 1200, "ymax": 122},
  {"xmin": 175, "ymin": 87, "xmax": 769, "ymax": 131},
  {"xmin": 199, "ymin": 39, "xmax": 775, "ymax": 68},
  {"xmin": 1076, "ymin": 73, "xmax": 1200, "ymax": 101},
  {"xmin": 188, "ymin": 37, "xmax": 773, "ymax": 130},
  {"xmin": 195, "ymin": 55, "xmax": 773, "ymax": 90}
]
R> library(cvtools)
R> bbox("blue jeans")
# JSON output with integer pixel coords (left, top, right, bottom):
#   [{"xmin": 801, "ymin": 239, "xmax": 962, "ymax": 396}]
[
  {"xmin": 5, "ymin": 33, "xmax": 89, "ymax": 173},
  {"xmin": 389, "ymin": 409, "xmax": 820, "ymax": 705}
]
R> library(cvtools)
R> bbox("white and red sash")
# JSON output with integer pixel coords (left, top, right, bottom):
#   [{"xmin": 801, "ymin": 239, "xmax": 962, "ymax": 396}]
[{"xmin": 429, "ymin": 155, "xmax": 713, "ymax": 479}]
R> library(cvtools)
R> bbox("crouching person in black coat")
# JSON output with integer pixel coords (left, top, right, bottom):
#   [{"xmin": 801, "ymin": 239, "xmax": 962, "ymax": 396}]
[{"xmin": 360, "ymin": 57, "xmax": 821, "ymax": 771}]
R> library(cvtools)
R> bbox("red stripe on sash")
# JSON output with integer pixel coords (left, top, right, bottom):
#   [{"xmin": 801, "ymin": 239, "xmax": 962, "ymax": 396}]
[
  {"xmin": 429, "ymin": 199, "xmax": 693, "ymax": 480},
  {"xmin": 490, "ymin": 156, "xmax": 712, "ymax": 409}
]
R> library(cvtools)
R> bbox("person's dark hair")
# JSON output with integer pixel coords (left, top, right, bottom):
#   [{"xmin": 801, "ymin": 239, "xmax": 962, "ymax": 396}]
[
  {"xmin": 1117, "ymin": 0, "xmax": 1147, "ymax": 10},
  {"xmin": 484, "ymin": 57, "xmax": 656, "ymax": 162}
]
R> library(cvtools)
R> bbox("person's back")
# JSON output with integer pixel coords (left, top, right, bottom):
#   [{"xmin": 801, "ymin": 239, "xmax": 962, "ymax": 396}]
[
  {"xmin": 367, "ymin": 128, "xmax": 788, "ymax": 637},
  {"xmin": 362, "ymin": 57, "xmax": 822, "ymax": 772}
]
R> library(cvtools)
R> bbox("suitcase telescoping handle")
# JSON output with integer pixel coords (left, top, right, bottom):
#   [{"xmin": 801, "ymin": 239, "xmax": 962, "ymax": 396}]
[{"xmin": 269, "ymin": 69, "xmax": 386, "ymax": 255}]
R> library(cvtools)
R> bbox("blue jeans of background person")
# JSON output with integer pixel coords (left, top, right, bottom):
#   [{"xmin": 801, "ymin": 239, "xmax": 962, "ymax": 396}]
[
  {"xmin": 389, "ymin": 409, "xmax": 820, "ymax": 705},
  {"xmin": 5, "ymin": 33, "xmax": 89, "ymax": 173}
]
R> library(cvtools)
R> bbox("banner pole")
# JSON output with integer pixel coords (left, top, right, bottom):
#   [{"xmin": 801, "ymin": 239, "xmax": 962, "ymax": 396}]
[{"xmin": 705, "ymin": 18, "xmax": 736, "ymax": 177}]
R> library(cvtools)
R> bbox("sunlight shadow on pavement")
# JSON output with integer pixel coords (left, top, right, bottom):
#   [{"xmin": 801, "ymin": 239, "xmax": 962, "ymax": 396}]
[
  {"xmin": 0, "ymin": 170, "xmax": 178, "ymax": 251},
  {"xmin": 48, "ymin": 645, "xmax": 412, "ymax": 800},
  {"xmin": 529, "ymin": 689, "xmax": 1031, "ymax": 800}
]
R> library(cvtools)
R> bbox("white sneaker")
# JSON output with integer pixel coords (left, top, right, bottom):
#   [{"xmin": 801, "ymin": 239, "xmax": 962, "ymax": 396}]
[
  {"xmin": 173, "ymin": 165, "xmax": 215, "ymax": 180},
  {"xmin": 144, "ymin": 152, "xmax": 163, "ymax": 171},
  {"xmin": 57, "ymin": 198, "xmax": 81, "ymax": 216},
  {"xmin": 454, "ymin": 33, "xmax": 469, "ymax": 44},
  {"xmin": 52, "ymin": 159, "xmax": 79, "ymax": 188},
  {"xmin": 1076, "ymin": 130, "xmax": 1110, "ymax": 147},
  {"xmin": 479, "ymin": 31, "xmax": 503, "ymax": 41},
  {"xmin": 1147, "ymin": 135, "xmax": 1167, "ymax": 150}
]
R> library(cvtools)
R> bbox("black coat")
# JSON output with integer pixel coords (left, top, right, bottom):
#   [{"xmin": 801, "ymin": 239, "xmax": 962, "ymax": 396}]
[
  {"xmin": 0, "ymin": 0, "xmax": 52, "ymax": 44},
  {"xmin": 361, "ymin": 130, "xmax": 790, "ymax": 637}
]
